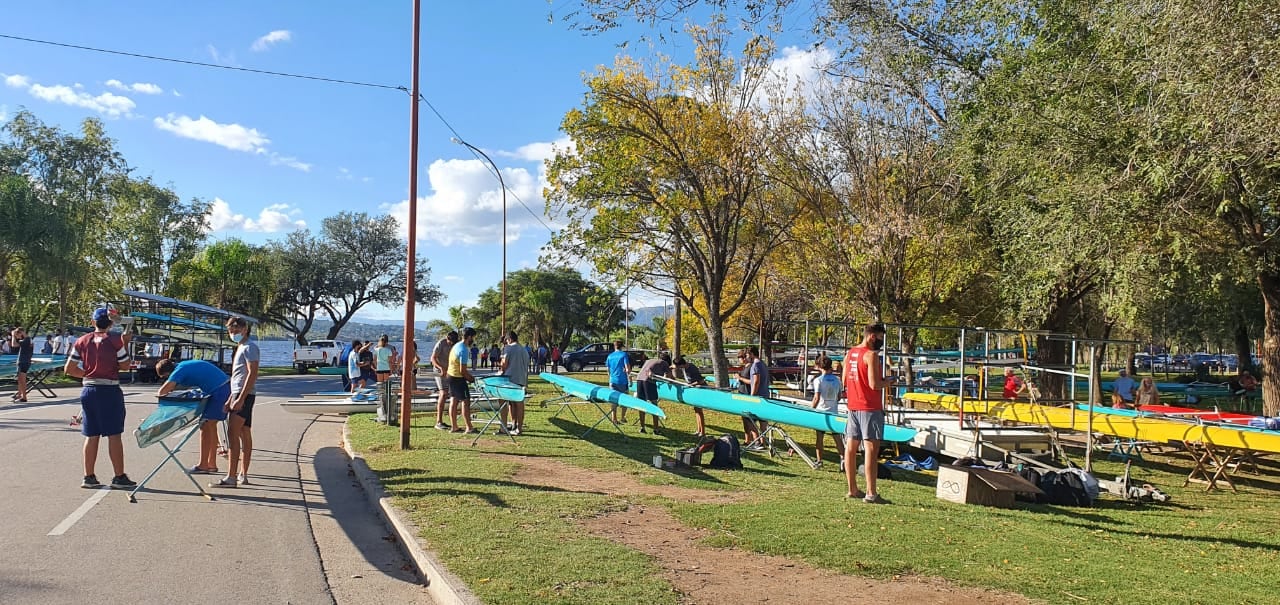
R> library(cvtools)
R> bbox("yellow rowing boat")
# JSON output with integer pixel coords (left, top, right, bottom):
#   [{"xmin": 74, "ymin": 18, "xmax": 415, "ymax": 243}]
[{"xmin": 901, "ymin": 392, "xmax": 1280, "ymax": 454}]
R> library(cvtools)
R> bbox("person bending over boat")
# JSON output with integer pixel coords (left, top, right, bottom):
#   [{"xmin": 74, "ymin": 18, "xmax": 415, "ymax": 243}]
[
  {"xmin": 635, "ymin": 352, "xmax": 672, "ymax": 434},
  {"xmin": 842, "ymin": 323, "xmax": 896, "ymax": 504},
  {"xmin": 500, "ymin": 330, "xmax": 530, "ymax": 435},
  {"xmin": 673, "ymin": 356, "xmax": 708, "ymax": 436},
  {"xmin": 606, "ymin": 340, "xmax": 633, "ymax": 424},
  {"xmin": 742, "ymin": 346, "xmax": 771, "ymax": 450},
  {"xmin": 809, "ymin": 355, "xmax": 845, "ymax": 467},
  {"xmin": 155, "ymin": 358, "xmax": 231, "ymax": 475}
]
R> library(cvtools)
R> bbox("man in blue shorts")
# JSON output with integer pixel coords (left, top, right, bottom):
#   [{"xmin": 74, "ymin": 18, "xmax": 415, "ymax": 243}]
[
  {"xmin": 64, "ymin": 307, "xmax": 135, "ymax": 489},
  {"xmin": 605, "ymin": 340, "xmax": 632, "ymax": 424},
  {"xmin": 155, "ymin": 358, "xmax": 230, "ymax": 475}
]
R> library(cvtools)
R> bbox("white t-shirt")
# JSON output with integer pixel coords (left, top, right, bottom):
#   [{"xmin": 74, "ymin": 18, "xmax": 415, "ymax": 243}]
[{"xmin": 811, "ymin": 373, "xmax": 842, "ymax": 413}]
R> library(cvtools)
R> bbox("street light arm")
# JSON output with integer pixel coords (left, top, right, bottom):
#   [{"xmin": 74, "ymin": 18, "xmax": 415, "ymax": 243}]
[{"xmin": 451, "ymin": 136, "xmax": 509, "ymax": 340}]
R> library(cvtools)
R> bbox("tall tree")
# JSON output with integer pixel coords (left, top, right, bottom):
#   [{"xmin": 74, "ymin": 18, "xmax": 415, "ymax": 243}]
[
  {"xmin": 546, "ymin": 25, "xmax": 804, "ymax": 384},
  {"xmin": 316, "ymin": 211, "xmax": 443, "ymax": 339},
  {"xmin": 466, "ymin": 268, "xmax": 625, "ymax": 350},
  {"xmin": 260, "ymin": 231, "xmax": 335, "ymax": 345},
  {"xmin": 167, "ymin": 239, "xmax": 275, "ymax": 317},
  {"xmin": 106, "ymin": 176, "xmax": 209, "ymax": 294}
]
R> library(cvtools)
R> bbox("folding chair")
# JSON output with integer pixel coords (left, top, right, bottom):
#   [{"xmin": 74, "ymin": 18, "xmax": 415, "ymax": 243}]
[{"xmin": 129, "ymin": 393, "xmax": 214, "ymax": 503}]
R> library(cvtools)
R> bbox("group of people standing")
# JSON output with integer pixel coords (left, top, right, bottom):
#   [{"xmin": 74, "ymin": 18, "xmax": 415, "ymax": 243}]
[
  {"xmin": 62, "ymin": 309, "xmax": 259, "ymax": 490},
  {"xmin": 428, "ymin": 327, "xmax": 532, "ymax": 435},
  {"xmin": 341, "ymin": 335, "xmax": 404, "ymax": 392}
]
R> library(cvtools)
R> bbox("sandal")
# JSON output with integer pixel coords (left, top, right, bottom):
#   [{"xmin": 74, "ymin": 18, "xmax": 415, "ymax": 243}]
[{"xmin": 189, "ymin": 466, "xmax": 220, "ymax": 475}]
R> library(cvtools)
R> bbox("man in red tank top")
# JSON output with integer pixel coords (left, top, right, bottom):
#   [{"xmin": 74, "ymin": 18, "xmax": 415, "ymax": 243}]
[{"xmin": 842, "ymin": 323, "xmax": 895, "ymax": 504}]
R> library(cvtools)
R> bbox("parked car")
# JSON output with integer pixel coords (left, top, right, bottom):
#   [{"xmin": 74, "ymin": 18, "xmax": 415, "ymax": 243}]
[
  {"xmin": 559, "ymin": 343, "xmax": 646, "ymax": 372},
  {"xmin": 292, "ymin": 339, "xmax": 347, "ymax": 373}
]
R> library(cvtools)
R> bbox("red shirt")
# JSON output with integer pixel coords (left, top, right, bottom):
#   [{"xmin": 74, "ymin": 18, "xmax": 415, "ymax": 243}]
[
  {"xmin": 70, "ymin": 332, "xmax": 127, "ymax": 383},
  {"xmin": 842, "ymin": 345, "xmax": 883, "ymax": 412},
  {"xmin": 1003, "ymin": 375, "xmax": 1023, "ymax": 399}
]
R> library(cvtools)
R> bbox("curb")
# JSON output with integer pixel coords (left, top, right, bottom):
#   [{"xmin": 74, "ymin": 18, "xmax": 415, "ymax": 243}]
[{"xmin": 342, "ymin": 423, "xmax": 483, "ymax": 605}]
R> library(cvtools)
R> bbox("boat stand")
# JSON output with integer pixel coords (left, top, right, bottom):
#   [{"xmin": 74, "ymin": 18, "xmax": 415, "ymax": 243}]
[
  {"xmin": 129, "ymin": 421, "xmax": 213, "ymax": 503},
  {"xmin": 546, "ymin": 394, "xmax": 628, "ymax": 438},
  {"xmin": 471, "ymin": 389, "xmax": 518, "ymax": 446},
  {"xmin": 745, "ymin": 422, "xmax": 820, "ymax": 469}
]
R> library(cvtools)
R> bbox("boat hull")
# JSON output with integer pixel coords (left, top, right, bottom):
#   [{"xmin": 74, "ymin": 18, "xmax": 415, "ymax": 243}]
[
  {"xmin": 654, "ymin": 380, "xmax": 916, "ymax": 442},
  {"xmin": 539, "ymin": 373, "xmax": 665, "ymax": 418}
]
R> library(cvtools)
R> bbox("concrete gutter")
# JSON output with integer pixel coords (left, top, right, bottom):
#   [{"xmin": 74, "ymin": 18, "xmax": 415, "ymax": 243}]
[{"xmin": 342, "ymin": 423, "xmax": 483, "ymax": 605}]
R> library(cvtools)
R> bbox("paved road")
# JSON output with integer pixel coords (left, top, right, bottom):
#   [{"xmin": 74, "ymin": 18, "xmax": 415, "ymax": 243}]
[{"xmin": 0, "ymin": 375, "xmax": 432, "ymax": 605}]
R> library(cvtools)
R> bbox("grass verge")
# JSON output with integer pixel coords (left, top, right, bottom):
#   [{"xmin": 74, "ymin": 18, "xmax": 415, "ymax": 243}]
[{"xmin": 347, "ymin": 371, "xmax": 1280, "ymax": 605}]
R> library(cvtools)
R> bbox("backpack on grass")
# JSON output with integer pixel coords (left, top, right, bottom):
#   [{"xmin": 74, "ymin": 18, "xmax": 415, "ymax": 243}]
[{"xmin": 708, "ymin": 434, "xmax": 743, "ymax": 469}]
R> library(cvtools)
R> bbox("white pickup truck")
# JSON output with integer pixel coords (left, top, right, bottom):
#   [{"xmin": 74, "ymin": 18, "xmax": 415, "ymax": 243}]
[{"xmin": 292, "ymin": 339, "xmax": 347, "ymax": 373}]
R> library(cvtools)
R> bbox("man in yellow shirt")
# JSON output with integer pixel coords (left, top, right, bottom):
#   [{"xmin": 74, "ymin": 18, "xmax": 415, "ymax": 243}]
[{"xmin": 447, "ymin": 327, "xmax": 477, "ymax": 433}]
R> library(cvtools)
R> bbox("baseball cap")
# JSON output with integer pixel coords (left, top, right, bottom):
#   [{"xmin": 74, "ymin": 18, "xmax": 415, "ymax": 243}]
[{"xmin": 92, "ymin": 307, "xmax": 112, "ymax": 322}]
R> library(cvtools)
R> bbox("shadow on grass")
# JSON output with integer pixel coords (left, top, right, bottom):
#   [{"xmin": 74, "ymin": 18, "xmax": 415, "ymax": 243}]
[
  {"xmin": 374, "ymin": 467, "xmax": 630, "ymax": 506},
  {"xmin": 1129, "ymin": 456, "xmax": 1280, "ymax": 493},
  {"xmin": 545, "ymin": 416, "xmax": 743, "ymax": 484},
  {"xmin": 1040, "ymin": 516, "xmax": 1280, "ymax": 551}
]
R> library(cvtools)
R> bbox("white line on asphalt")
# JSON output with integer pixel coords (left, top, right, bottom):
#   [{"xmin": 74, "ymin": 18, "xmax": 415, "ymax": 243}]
[
  {"xmin": 48, "ymin": 487, "xmax": 111, "ymax": 536},
  {"xmin": 0, "ymin": 401, "xmax": 74, "ymax": 417}
]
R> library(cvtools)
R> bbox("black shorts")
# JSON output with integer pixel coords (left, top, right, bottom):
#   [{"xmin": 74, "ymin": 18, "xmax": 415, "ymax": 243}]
[
  {"xmin": 232, "ymin": 393, "xmax": 257, "ymax": 428},
  {"xmin": 448, "ymin": 376, "xmax": 471, "ymax": 401},
  {"xmin": 636, "ymin": 379, "xmax": 658, "ymax": 403},
  {"xmin": 17, "ymin": 361, "xmax": 31, "ymax": 373}
]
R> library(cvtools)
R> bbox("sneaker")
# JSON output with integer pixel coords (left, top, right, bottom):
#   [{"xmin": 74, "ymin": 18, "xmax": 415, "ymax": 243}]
[
  {"xmin": 464, "ymin": 428, "xmax": 479, "ymax": 434},
  {"xmin": 510, "ymin": 428, "xmax": 521, "ymax": 436},
  {"xmin": 81, "ymin": 475, "xmax": 101, "ymax": 489},
  {"xmin": 434, "ymin": 422, "xmax": 450, "ymax": 431},
  {"xmin": 110, "ymin": 474, "xmax": 137, "ymax": 489},
  {"xmin": 744, "ymin": 443, "xmax": 766, "ymax": 452},
  {"xmin": 239, "ymin": 475, "xmax": 251, "ymax": 486},
  {"xmin": 210, "ymin": 477, "xmax": 237, "ymax": 488},
  {"xmin": 863, "ymin": 494, "xmax": 889, "ymax": 505}
]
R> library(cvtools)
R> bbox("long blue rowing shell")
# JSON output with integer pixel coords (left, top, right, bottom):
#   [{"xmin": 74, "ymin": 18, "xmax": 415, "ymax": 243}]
[
  {"xmin": 539, "ymin": 373, "xmax": 665, "ymax": 418},
  {"xmin": 653, "ymin": 378, "xmax": 917, "ymax": 442}
]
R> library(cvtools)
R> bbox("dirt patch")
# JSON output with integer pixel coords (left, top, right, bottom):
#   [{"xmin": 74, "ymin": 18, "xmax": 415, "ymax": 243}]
[
  {"xmin": 583, "ymin": 505, "xmax": 1032, "ymax": 605},
  {"xmin": 498, "ymin": 453, "xmax": 744, "ymax": 504},
  {"xmin": 500, "ymin": 454, "xmax": 1031, "ymax": 605}
]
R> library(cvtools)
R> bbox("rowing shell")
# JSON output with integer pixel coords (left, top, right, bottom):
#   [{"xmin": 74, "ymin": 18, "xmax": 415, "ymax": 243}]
[
  {"xmin": 539, "ymin": 373, "xmax": 665, "ymax": 418},
  {"xmin": 654, "ymin": 378, "xmax": 916, "ymax": 442}
]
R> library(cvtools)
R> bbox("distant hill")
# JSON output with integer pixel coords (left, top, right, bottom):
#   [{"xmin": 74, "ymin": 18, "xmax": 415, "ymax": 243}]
[
  {"xmin": 300, "ymin": 319, "xmax": 436, "ymax": 343},
  {"xmin": 630, "ymin": 304, "xmax": 674, "ymax": 331}
]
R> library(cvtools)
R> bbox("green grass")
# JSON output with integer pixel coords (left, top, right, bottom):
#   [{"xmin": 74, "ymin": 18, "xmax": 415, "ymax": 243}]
[{"xmin": 348, "ymin": 371, "xmax": 1280, "ymax": 605}]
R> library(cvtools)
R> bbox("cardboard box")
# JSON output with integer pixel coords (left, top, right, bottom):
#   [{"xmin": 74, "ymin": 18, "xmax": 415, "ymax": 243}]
[
  {"xmin": 676, "ymin": 447, "xmax": 703, "ymax": 467},
  {"xmin": 936, "ymin": 465, "xmax": 1043, "ymax": 509}
]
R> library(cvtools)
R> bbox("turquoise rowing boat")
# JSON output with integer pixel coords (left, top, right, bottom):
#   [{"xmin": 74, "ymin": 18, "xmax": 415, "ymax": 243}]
[
  {"xmin": 540, "ymin": 373, "xmax": 665, "ymax": 418},
  {"xmin": 653, "ymin": 378, "xmax": 917, "ymax": 442},
  {"xmin": 480, "ymin": 376, "xmax": 526, "ymax": 402}
]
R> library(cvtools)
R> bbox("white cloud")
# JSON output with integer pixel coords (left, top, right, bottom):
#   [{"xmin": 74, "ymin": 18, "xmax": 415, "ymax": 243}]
[
  {"xmin": 0, "ymin": 104, "xmax": 8, "ymax": 122},
  {"xmin": 207, "ymin": 44, "xmax": 239, "ymax": 67},
  {"xmin": 268, "ymin": 152, "xmax": 311, "ymax": 172},
  {"xmin": 205, "ymin": 198, "xmax": 306, "ymax": 233},
  {"xmin": 442, "ymin": 275, "xmax": 464, "ymax": 282},
  {"xmin": 7, "ymin": 75, "xmax": 137, "ymax": 117},
  {"xmin": 172, "ymin": 90, "xmax": 183, "ymax": 97},
  {"xmin": 383, "ymin": 157, "xmax": 544, "ymax": 246},
  {"xmin": 497, "ymin": 136, "xmax": 573, "ymax": 163},
  {"xmin": 251, "ymin": 30, "xmax": 292, "ymax": 52},
  {"xmin": 763, "ymin": 45, "xmax": 835, "ymax": 106},
  {"xmin": 106, "ymin": 79, "xmax": 163, "ymax": 95},
  {"xmin": 154, "ymin": 113, "xmax": 270, "ymax": 153}
]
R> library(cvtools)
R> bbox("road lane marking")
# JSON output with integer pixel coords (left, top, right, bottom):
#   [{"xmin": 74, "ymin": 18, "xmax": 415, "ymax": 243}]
[{"xmin": 48, "ymin": 487, "xmax": 111, "ymax": 536}]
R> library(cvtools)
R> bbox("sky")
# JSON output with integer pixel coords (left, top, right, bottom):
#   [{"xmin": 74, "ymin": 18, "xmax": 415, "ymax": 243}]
[{"xmin": 0, "ymin": 1, "xmax": 825, "ymax": 323}]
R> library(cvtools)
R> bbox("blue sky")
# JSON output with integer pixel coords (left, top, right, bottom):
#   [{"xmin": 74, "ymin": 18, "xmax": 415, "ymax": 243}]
[{"xmin": 0, "ymin": 2, "xmax": 823, "ymax": 322}]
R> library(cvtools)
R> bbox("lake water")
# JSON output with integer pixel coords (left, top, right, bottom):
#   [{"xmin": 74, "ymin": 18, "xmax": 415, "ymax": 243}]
[{"xmin": 254, "ymin": 340, "xmax": 410, "ymax": 368}]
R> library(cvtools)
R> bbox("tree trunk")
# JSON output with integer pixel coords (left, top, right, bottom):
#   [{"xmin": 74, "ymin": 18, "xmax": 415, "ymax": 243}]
[
  {"xmin": 1232, "ymin": 315, "xmax": 1256, "ymax": 376},
  {"xmin": 704, "ymin": 297, "xmax": 730, "ymax": 387},
  {"xmin": 1258, "ymin": 272, "xmax": 1280, "ymax": 417}
]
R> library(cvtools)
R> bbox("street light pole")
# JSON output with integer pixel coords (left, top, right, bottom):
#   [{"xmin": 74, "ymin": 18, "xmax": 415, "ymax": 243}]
[{"xmin": 451, "ymin": 137, "xmax": 507, "ymax": 339}]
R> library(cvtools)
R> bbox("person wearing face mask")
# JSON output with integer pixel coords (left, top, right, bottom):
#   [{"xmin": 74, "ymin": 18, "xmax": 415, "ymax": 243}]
[
  {"xmin": 211, "ymin": 316, "xmax": 259, "ymax": 488},
  {"xmin": 841, "ymin": 323, "xmax": 896, "ymax": 504}
]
